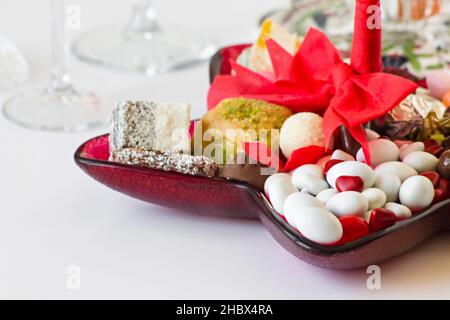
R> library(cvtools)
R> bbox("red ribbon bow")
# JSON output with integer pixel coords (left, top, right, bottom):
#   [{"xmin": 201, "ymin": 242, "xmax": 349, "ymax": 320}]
[{"xmin": 207, "ymin": 0, "xmax": 418, "ymax": 169}]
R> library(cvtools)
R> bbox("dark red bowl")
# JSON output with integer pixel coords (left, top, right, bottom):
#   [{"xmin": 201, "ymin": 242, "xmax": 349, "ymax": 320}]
[
  {"xmin": 209, "ymin": 44, "xmax": 250, "ymax": 83},
  {"xmin": 74, "ymin": 134, "xmax": 450, "ymax": 269},
  {"xmin": 74, "ymin": 134, "xmax": 259, "ymax": 219},
  {"xmin": 75, "ymin": 44, "xmax": 449, "ymax": 269}
]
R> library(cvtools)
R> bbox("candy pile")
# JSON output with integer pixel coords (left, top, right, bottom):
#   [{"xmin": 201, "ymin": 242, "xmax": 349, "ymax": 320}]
[
  {"xmin": 104, "ymin": 1, "xmax": 450, "ymax": 251},
  {"xmin": 264, "ymin": 130, "xmax": 450, "ymax": 246}
]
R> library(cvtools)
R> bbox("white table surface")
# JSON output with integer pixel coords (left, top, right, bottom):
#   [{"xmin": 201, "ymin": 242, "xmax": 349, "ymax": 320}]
[{"xmin": 1, "ymin": 0, "xmax": 450, "ymax": 300}]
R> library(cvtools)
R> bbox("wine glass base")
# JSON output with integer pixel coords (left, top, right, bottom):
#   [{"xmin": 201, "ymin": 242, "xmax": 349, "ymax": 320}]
[
  {"xmin": 2, "ymin": 88, "xmax": 106, "ymax": 132},
  {"xmin": 72, "ymin": 24, "xmax": 216, "ymax": 75}
]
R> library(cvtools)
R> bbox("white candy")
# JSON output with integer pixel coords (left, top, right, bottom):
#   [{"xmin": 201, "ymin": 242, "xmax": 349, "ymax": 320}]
[
  {"xmin": 356, "ymin": 139, "xmax": 400, "ymax": 166},
  {"xmin": 326, "ymin": 191, "xmax": 369, "ymax": 217},
  {"xmin": 264, "ymin": 173, "xmax": 291, "ymax": 196},
  {"xmin": 291, "ymin": 164, "xmax": 323, "ymax": 189},
  {"xmin": 399, "ymin": 176, "xmax": 435, "ymax": 210},
  {"xmin": 316, "ymin": 188, "xmax": 338, "ymax": 205},
  {"xmin": 292, "ymin": 207, "xmax": 343, "ymax": 245},
  {"xmin": 292, "ymin": 164, "xmax": 323, "ymax": 178},
  {"xmin": 300, "ymin": 174, "xmax": 329, "ymax": 196},
  {"xmin": 402, "ymin": 151, "xmax": 439, "ymax": 173},
  {"xmin": 331, "ymin": 150, "xmax": 355, "ymax": 162},
  {"xmin": 266, "ymin": 176, "xmax": 297, "ymax": 215},
  {"xmin": 283, "ymin": 192, "xmax": 325, "ymax": 226},
  {"xmin": 362, "ymin": 188, "xmax": 387, "ymax": 210},
  {"xmin": 280, "ymin": 113, "xmax": 325, "ymax": 159},
  {"xmin": 375, "ymin": 173, "xmax": 402, "ymax": 202},
  {"xmin": 399, "ymin": 142, "xmax": 425, "ymax": 160},
  {"xmin": 326, "ymin": 161, "xmax": 376, "ymax": 189},
  {"xmin": 316, "ymin": 155, "xmax": 332, "ymax": 169},
  {"xmin": 365, "ymin": 128, "xmax": 380, "ymax": 141},
  {"xmin": 375, "ymin": 161, "xmax": 418, "ymax": 182},
  {"xmin": 385, "ymin": 202, "xmax": 412, "ymax": 219}
]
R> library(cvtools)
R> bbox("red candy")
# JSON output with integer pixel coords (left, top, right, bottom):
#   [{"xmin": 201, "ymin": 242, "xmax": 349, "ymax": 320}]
[
  {"xmin": 336, "ymin": 176, "xmax": 364, "ymax": 193},
  {"xmin": 369, "ymin": 208, "xmax": 397, "ymax": 232},
  {"xmin": 439, "ymin": 178, "xmax": 450, "ymax": 192},
  {"xmin": 423, "ymin": 139, "xmax": 444, "ymax": 157},
  {"xmin": 421, "ymin": 171, "xmax": 440, "ymax": 188},
  {"xmin": 337, "ymin": 216, "xmax": 369, "ymax": 245},
  {"xmin": 324, "ymin": 159, "xmax": 344, "ymax": 176},
  {"xmin": 433, "ymin": 189, "xmax": 449, "ymax": 204},
  {"xmin": 434, "ymin": 178, "xmax": 450, "ymax": 204},
  {"xmin": 411, "ymin": 208, "xmax": 424, "ymax": 215}
]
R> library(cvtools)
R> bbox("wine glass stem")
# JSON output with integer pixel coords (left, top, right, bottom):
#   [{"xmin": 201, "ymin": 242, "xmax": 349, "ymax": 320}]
[
  {"xmin": 125, "ymin": 0, "xmax": 159, "ymax": 34},
  {"xmin": 49, "ymin": 0, "xmax": 72, "ymax": 93}
]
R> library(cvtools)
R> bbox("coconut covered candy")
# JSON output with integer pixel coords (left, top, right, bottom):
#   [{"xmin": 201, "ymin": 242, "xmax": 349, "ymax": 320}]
[
  {"xmin": 110, "ymin": 101, "xmax": 191, "ymax": 153},
  {"xmin": 109, "ymin": 100, "xmax": 220, "ymax": 178}
]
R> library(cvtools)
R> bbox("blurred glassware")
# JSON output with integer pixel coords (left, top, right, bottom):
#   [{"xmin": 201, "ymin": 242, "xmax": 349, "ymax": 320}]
[
  {"xmin": 381, "ymin": 0, "xmax": 449, "ymax": 75},
  {"xmin": 0, "ymin": 35, "xmax": 29, "ymax": 89},
  {"xmin": 262, "ymin": 0, "xmax": 354, "ymax": 52},
  {"xmin": 382, "ymin": 0, "xmax": 443, "ymax": 27},
  {"xmin": 264, "ymin": 0, "xmax": 449, "ymax": 74},
  {"xmin": 2, "ymin": 0, "xmax": 105, "ymax": 131},
  {"xmin": 72, "ymin": 0, "xmax": 216, "ymax": 75}
]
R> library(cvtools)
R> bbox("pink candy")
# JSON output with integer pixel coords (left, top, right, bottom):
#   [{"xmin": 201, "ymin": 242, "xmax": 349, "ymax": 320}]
[{"xmin": 426, "ymin": 70, "xmax": 450, "ymax": 100}]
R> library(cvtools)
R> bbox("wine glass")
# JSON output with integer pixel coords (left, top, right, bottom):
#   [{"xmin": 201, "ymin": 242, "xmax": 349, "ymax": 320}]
[
  {"xmin": 0, "ymin": 35, "xmax": 29, "ymax": 89},
  {"xmin": 2, "ymin": 0, "xmax": 105, "ymax": 132},
  {"xmin": 72, "ymin": 0, "xmax": 216, "ymax": 75}
]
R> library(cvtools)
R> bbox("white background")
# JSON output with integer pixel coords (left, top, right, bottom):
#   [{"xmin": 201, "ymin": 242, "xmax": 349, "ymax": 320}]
[{"xmin": 1, "ymin": 0, "xmax": 450, "ymax": 299}]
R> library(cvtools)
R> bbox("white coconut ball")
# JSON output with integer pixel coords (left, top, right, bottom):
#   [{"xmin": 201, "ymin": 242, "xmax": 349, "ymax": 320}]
[{"xmin": 280, "ymin": 113, "xmax": 325, "ymax": 159}]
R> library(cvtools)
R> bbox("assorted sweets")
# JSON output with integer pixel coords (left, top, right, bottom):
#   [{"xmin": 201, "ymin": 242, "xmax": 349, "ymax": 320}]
[
  {"xmin": 108, "ymin": 1, "xmax": 450, "ymax": 248},
  {"xmin": 264, "ymin": 131, "xmax": 449, "ymax": 246},
  {"xmin": 193, "ymin": 98, "xmax": 291, "ymax": 162},
  {"xmin": 108, "ymin": 99, "xmax": 277, "ymax": 188}
]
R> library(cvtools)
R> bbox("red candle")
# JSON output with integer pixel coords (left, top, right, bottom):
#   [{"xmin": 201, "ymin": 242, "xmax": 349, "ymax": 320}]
[{"xmin": 351, "ymin": 0, "xmax": 382, "ymax": 75}]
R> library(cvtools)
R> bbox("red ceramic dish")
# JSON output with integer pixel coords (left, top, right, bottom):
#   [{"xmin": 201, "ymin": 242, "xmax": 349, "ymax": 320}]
[
  {"xmin": 209, "ymin": 43, "xmax": 250, "ymax": 82},
  {"xmin": 75, "ymin": 135, "xmax": 450, "ymax": 269},
  {"xmin": 75, "ymin": 45, "xmax": 450, "ymax": 269},
  {"xmin": 75, "ymin": 134, "xmax": 259, "ymax": 219}
]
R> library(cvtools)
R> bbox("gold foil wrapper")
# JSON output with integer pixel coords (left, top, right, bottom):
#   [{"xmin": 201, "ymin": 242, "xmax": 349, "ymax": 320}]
[
  {"xmin": 416, "ymin": 112, "xmax": 450, "ymax": 143},
  {"xmin": 372, "ymin": 89, "xmax": 447, "ymax": 140}
]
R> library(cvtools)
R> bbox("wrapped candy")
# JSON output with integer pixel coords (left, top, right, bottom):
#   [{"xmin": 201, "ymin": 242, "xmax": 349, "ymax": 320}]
[
  {"xmin": 371, "ymin": 95, "xmax": 425, "ymax": 140},
  {"xmin": 416, "ymin": 112, "xmax": 450, "ymax": 143},
  {"xmin": 372, "ymin": 89, "xmax": 447, "ymax": 140},
  {"xmin": 442, "ymin": 136, "xmax": 450, "ymax": 150}
]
